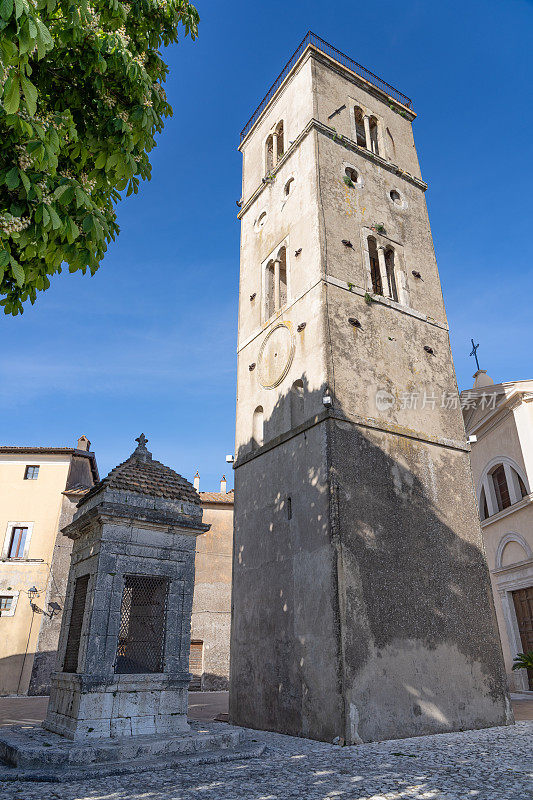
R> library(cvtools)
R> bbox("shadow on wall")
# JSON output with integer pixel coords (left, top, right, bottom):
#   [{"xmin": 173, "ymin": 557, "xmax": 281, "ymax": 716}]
[
  {"xmin": 231, "ymin": 373, "xmax": 511, "ymax": 742},
  {"xmin": 199, "ymin": 673, "xmax": 229, "ymax": 692},
  {"xmin": 0, "ymin": 650, "xmax": 57, "ymax": 697}
]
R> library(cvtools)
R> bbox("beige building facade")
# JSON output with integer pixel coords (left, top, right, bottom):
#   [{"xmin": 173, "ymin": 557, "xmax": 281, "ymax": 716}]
[
  {"xmin": 190, "ymin": 474, "xmax": 233, "ymax": 690},
  {"xmin": 462, "ymin": 372, "xmax": 533, "ymax": 691},
  {"xmin": 0, "ymin": 438, "xmax": 98, "ymax": 696}
]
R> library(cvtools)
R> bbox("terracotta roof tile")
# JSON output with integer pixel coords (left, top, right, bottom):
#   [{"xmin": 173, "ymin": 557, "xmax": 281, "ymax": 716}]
[
  {"xmin": 199, "ymin": 489, "xmax": 234, "ymax": 505},
  {"xmin": 79, "ymin": 437, "xmax": 200, "ymax": 507}
]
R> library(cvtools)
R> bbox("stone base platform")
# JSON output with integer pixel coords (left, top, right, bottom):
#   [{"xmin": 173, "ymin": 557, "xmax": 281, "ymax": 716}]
[{"xmin": 0, "ymin": 721, "xmax": 264, "ymax": 782}]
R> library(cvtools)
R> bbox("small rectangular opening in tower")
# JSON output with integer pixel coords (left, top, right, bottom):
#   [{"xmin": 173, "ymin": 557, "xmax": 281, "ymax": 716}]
[{"xmin": 115, "ymin": 575, "xmax": 169, "ymax": 674}]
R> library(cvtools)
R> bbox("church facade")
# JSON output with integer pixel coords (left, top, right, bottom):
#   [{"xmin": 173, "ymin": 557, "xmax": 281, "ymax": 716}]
[
  {"xmin": 462, "ymin": 371, "xmax": 533, "ymax": 692},
  {"xmin": 230, "ymin": 33, "xmax": 511, "ymax": 743}
]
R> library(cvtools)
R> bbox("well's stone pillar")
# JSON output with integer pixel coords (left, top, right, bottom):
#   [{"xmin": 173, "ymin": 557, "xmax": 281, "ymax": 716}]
[{"xmin": 43, "ymin": 434, "xmax": 209, "ymax": 740}]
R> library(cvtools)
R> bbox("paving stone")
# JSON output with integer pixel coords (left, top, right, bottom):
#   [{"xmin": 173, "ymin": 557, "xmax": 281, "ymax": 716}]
[{"xmin": 0, "ymin": 721, "xmax": 530, "ymax": 799}]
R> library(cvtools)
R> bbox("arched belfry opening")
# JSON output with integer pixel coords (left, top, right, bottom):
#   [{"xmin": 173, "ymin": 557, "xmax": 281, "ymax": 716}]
[
  {"xmin": 368, "ymin": 236, "xmax": 383, "ymax": 295},
  {"xmin": 369, "ymin": 116, "xmax": 380, "ymax": 155},
  {"xmin": 354, "ymin": 106, "xmax": 366, "ymax": 147},
  {"xmin": 385, "ymin": 248, "xmax": 398, "ymax": 301}
]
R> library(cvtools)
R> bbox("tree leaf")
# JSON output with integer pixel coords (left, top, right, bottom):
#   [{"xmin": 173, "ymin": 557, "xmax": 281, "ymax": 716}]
[
  {"xmin": 11, "ymin": 259, "xmax": 25, "ymax": 287},
  {"xmin": 13, "ymin": 0, "xmax": 22, "ymax": 18},
  {"xmin": 20, "ymin": 74, "xmax": 37, "ymax": 116},
  {"xmin": 0, "ymin": 250, "xmax": 10, "ymax": 268},
  {"xmin": 49, "ymin": 206, "xmax": 61, "ymax": 229},
  {"xmin": 82, "ymin": 214, "xmax": 94, "ymax": 233},
  {"xmin": 0, "ymin": 0, "xmax": 13, "ymax": 20},
  {"xmin": 6, "ymin": 167, "xmax": 20, "ymax": 189},
  {"xmin": 20, "ymin": 170, "xmax": 31, "ymax": 192},
  {"xmin": 3, "ymin": 73, "xmax": 20, "ymax": 115}
]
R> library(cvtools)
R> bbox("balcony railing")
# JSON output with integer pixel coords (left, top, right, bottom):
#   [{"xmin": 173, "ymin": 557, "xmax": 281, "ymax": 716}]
[{"xmin": 240, "ymin": 32, "xmax": 413, "ymax": 143}]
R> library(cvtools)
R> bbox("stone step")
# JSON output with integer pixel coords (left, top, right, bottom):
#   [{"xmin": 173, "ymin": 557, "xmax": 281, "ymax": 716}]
[{"xmin": 0, "ymin": 722, "xmax": 264, "ymax": 781}]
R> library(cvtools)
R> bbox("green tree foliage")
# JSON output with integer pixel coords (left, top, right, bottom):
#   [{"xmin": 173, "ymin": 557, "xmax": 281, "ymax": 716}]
[
  {"xmin": 0, "ymin": 0, "xmax": 199, "ymax": 314},
  {"xmin": 512, "ymin": 651, "xmax": 533, "ymax": 671}
]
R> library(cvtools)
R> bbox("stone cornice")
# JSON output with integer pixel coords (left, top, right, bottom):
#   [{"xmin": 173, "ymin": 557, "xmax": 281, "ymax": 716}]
[
  {"xmin": 238, "ymin": 118, "xmax": 427, "ymax": 219},
  {"xmin": 234, "ymin": 407, "xmax": 469, "ymax": 470},
  {"xmin": 62, "ymin": 502, "xmax": 210, "ymax": 539}
]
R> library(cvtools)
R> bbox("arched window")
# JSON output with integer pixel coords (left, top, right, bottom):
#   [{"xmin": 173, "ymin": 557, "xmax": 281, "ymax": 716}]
[
  {"xmin": 367, "ymin": 237, "xmax": 382, "ymax": 295},
  {"xmin": 278, "ymin": 246, "xmax": 287, "ymax": 308},
  {"xmin": 369, "ymin": 116, "xmax": 380, "ymax": 155},
  {"xmin": 276, "ymin": 121, "xmax": 284, "ymax": 160},
  {"xmin": 354, "ymin": 107, "xmax": 366, "ymax": 147},
  {"xmin": 290, "ymin": 379, "xmax": 304, "ymax": 427},
  {"xmin": 385, "ymin": 248, "xmax": 398, "ymax": 302},
  {"xmin": 265, "ymin": 134, "xmax": 274, "ymax": 174},
  {"xmin": 252, "ymin": 406, "xmax": 264, "ymax": 450},
  {"xmin": 479, "ymin": 458, "xmax": 529, "ymax": 519},
  {"xmin": 264, "ymin": 246, "xmax": 288, "ymax": 320},
  {"xmin": 265, "ymin": 260, "xmax": 275, "ymax": 318}
]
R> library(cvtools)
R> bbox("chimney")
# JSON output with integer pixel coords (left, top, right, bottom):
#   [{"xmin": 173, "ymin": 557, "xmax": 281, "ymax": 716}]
[
  {"xmin": 220, "ymin": 475, "xmax": 227, "ymax": 494},
  {"xmin": 77, "ymin": 435, "xmax": 91, "ymax": 451},
  {"xmin": 193, "ymin": 471, "xmax": 200, "ymax": 492}
]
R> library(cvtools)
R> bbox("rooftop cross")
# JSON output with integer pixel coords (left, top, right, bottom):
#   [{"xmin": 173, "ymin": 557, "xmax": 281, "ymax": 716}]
[
  {"xmin": 470, "ymin": 338, "xmax": 481, "ymax": 371},
  {"xmin": 135, "ymin": 433, "xmax": 148, "ymax": 449}
]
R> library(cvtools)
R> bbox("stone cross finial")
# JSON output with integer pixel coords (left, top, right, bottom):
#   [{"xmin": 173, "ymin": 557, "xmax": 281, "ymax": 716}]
[{"xmin": 134, "ymin": 433, "xmax": 152, "ymax": 462}]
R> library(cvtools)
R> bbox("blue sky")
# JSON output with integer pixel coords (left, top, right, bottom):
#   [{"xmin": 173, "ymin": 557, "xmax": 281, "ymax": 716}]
[{"xmin": 1, "ymin": 0, "xmax": 532, "ymax": 486}]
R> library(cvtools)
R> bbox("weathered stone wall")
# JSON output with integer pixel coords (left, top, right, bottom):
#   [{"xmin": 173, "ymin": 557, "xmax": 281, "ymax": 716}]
[
  {"xmin": 231, "ymin": 418, "xmax": 344, "ymax": 741},
  {"xmin": 231, "ymin": 44, "xmax": 511, "ymax": 742}
]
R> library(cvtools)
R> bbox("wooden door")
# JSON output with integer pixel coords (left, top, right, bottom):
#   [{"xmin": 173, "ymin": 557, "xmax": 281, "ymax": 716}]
[{"xmin": 512, "ymin": 586, "xmax": 533, "ymax": 689}]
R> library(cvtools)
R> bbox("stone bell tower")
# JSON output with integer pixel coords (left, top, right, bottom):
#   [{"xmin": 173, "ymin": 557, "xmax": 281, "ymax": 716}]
[{"xmin": 230, "ymin": 33, "xmax": 512, "ymax": 743}]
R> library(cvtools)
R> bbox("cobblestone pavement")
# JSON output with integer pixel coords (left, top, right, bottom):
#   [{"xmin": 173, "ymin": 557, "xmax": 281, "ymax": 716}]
[{"xmin": 0, "ymin": 720, "xmax": 531, "ymax": 800}]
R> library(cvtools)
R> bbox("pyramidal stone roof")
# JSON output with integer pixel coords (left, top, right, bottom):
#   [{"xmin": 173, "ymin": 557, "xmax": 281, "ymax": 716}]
[{"xmin": 78, "ymin": 434, "xmax": 200, "ymax": 507}]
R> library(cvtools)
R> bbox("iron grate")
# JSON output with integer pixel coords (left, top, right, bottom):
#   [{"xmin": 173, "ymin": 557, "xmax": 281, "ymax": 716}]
[
  {"xmin": 115, "ymin": 575, "xmax": 169, "ymax": 674},
  {"xmin": 63, "ymin": 574, "xmax": 90, "ymax": 673}
]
